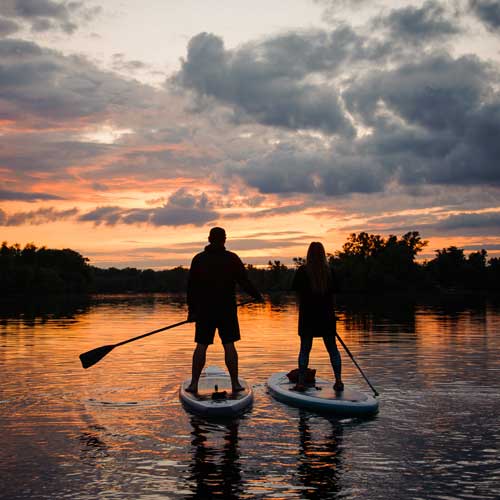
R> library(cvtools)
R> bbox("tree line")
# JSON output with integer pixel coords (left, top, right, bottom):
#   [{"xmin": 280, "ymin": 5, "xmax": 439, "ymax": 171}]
[{"xmin": 1, "ymin": 232, "xmax": 499, "ymax": 296}]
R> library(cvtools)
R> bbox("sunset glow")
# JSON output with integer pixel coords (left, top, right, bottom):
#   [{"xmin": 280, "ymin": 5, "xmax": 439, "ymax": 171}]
[{"xmin": 1, "ymin": 0, "xmax": 500, "ymax": 268}]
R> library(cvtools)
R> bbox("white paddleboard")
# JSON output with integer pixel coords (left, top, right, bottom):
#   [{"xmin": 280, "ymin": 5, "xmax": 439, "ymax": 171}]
[
  {"xmin": 267, "ymin": 372, "xmax": 379, "ymax": 417},
  {"xmin": 179, "ymin": 366, "xmax": 253, "ymax": 417}
]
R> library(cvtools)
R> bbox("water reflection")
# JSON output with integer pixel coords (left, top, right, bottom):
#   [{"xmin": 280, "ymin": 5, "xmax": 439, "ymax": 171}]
[
  {"xmin": 297, "ymin": 413, "xmax": 343, "ymax": 500},
  {"xmin": 0, "ymin": 294, "xmax": 92, "ymax": 326},
  {"xmin": 1, "ymin": 293, "xmax": 500, "ymax": 500},
  {"xmin": 78, "ymin": 425, "xmax": 109, "ymax": 466},
  {"xmin": 187, "ymin": 417, "xmax": 242, "ymax": 499}
]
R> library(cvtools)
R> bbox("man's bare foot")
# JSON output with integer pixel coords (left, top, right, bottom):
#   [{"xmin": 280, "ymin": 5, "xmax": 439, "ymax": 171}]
[
  {"xmin": 333, "ymin": 380, "xmax": 344, "ymax": 392},
  {"xmin": 185, "ymin": 385, "xmax": 198, "ymax": 394},
  {"xmin": 232, "ymin": 384, "xmax": 245, "ymax": 393}
]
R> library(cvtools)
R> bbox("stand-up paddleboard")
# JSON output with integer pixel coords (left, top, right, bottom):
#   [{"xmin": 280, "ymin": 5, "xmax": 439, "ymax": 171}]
[
  {"xmin": 180, "ymin": 366, "xmax": 253, "ymax": 417},
  {"xmin": 267, "ymin": 372, "xmax": 379, "ymax": 417}
]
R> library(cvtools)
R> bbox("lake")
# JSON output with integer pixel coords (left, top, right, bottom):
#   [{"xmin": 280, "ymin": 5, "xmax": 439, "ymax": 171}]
[{"xmin": 1, "ymin": 293, "xmax": 499, "ymax": 500}]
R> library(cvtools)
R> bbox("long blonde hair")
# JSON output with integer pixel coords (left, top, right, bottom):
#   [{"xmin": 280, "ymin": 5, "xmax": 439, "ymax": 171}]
[{"xmin": 306, "ymin": 242, "xmax": 330, "ymax": 294}]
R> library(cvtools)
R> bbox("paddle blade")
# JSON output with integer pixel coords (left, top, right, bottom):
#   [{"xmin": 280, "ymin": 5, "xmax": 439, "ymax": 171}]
[{"xmin": 79, "ymin": 344, "xmax": 115, "ymax": 369}]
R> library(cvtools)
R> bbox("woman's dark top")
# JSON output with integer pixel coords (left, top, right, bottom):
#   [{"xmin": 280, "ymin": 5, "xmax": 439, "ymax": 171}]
[{"xmin": 291, "ymin": 265, "xmax": 338, "ymax": 338}]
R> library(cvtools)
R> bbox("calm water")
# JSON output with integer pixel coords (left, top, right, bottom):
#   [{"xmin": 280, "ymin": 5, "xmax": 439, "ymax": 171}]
[{"xmin": 1, "ymin": 293, "xmax": 499, "ymax": 500}]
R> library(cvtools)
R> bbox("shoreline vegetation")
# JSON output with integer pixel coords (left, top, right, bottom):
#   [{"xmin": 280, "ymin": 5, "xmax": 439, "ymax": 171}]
[{"xmin": 1, "ymin": 232, "xmax": 499, "ymax": 296}]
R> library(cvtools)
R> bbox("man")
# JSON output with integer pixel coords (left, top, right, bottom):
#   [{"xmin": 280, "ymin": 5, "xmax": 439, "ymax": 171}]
[{"xmin": 186, "ymin": 227, "xmax": 263, "ymax": 393}]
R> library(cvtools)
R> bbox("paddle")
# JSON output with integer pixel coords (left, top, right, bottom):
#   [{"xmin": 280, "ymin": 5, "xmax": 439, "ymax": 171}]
[
  {"xmin": 335, "ymin": 331, "xmax": 379, "ymax": 397},
  {"xmin": 79, "ymin": 298, "xmax": 256, "ymax": 369}
]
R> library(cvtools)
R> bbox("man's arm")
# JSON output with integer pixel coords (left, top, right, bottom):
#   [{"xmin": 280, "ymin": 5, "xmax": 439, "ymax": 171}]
[
  {"xmin": 186, "ymin": 256, "xmax": 200, "ymax": 321},
  {"xmin": 234, "ymin": 255, "xmax": 263, "ymax": 301}
]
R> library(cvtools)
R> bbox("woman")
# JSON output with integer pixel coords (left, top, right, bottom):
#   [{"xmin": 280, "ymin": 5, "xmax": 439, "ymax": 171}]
[{"xmin": 291, "ymin": 242, "xmax": 343, "ymax": 392}]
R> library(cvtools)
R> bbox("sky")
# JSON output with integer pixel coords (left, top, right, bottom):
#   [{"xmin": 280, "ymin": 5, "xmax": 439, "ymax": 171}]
[{"xmin": 1, "ymin": 0, "xmax": 500, "ymax": 268}]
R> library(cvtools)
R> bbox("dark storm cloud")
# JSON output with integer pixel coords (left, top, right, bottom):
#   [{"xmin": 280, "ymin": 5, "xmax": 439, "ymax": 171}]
[
  {"xmin": 434, "ymin": 211, "xmax": 500, "ymax": 230},
  {"xmin": 173, "ymin": 31, "xmax": 355, "ymax": 136},
  {"xmin": 172, "ymin": 7, "xmax": 500, "ymax": 202},
  {"xmin": 0, "ymin": 38, "xmax": 154, "ymax": 126},
  {"xmin": 376, "ymin": 1, "xmax": 461, "ymax": 43},
  {"xmin": 79, "ymin": 189, "xmax": 219, "ymax": 227},
  {"xmin": 345, "ymin": 52, "xmax": 500, "ymax": 187},
  {"xmin": 0, "ymin": 0, "xmax": 101, "ymax": 34},
  {"xmin": 233, "ymin": 143, "xmax": 390, "ymax": 196},
  {"xmin": 469, "ymin": 0, "xmax": 500, "ymax": 31},
  {"xmin": 0, "ymin": 206, "xmax": 78, "ymax": 225},
  {"xmin": 345, "ymin": 53, "xmax": 488, "ymax": 132},
  {"xmin": 0, "ymin": 17, "xmax": 20, "ymax": 36},
  {"xmin": 345, "ymin": 210, "xmax": 500, "ymax": 237},
  {"xmin": 0, "ymin": 189, "xmax": 63, "ymax": 201}
]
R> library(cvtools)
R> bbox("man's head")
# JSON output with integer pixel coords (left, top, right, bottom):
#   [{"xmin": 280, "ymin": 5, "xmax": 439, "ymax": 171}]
[{"xmin": 208, "ymin": 227, "xmax": 226, "ymax": 245}]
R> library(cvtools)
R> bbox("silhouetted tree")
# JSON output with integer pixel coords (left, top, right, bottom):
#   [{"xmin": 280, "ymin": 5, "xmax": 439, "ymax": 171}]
[
  {"xmin": 333, "ymin": 231, "xmax": 428, "ymax": 292},
  {"xmin": 2, "ymin": 236, "xmax": 499, "ymax": 296}
]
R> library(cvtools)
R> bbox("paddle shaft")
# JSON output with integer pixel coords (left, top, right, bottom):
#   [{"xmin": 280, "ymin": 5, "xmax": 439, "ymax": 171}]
[
  {"xmin": 335, "ymin": 332, "xmax": 379, "ymax": 397},
  {"xmin": 114, "ymin": 320, "xmax": 189, "ymax": 347},
  {"xmin": 112, "ymin": 298, "xmax": 256, "ymax": 348},
  {"xmin": 79, "ymin": 298, "xmax": 258, "ymax": 369}
]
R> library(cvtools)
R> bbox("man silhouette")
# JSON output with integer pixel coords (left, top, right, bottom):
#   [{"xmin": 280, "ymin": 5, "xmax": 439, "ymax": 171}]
[{"xmin": 186, "ymin": 227, "xmax": 263, "ymax": 393}]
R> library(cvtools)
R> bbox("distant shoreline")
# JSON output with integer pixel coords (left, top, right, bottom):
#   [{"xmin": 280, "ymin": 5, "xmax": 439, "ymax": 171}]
[{"xmin": 2, "ymin": 233, "xmax": 500, "ymax": 296}]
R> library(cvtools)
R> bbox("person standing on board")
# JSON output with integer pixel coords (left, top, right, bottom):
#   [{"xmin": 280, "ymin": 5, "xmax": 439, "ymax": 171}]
[
  {"xmin": 186, "ymin": 227, "xmax": 263, "ymax": 393},
  {"xmin": 291, "ymin": 242, "xmax": 343, "ymax": 392}
]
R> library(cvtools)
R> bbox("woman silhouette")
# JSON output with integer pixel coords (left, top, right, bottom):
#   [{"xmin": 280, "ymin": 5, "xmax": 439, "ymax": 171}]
[{"xmin": 292, "ymin": 242, "xmax": 343, "ymax": 392}]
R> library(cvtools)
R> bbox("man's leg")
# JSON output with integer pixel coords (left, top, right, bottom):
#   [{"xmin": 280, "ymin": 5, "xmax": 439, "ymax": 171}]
[
  {"xmin": 223, "ymin": 342, "xmax": 244, "ymax": 392},
  {"xmin": 186, "ymin": 343, "xmax": 208, "ymax": 393}
]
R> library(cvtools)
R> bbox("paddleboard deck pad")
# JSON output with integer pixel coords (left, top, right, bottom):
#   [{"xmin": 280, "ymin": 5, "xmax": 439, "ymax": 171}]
[
  {"xmin": 180, "ymin": 366, "xmax": 253, "ymax": 417},
  {"xmin": 267, "ymin": 372, "xmax": 379, "ymax": 417}
]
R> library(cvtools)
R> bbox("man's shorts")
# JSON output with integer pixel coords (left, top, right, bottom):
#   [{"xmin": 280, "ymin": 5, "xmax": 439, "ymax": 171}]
[{"xmin": 195, "ymin": 314, "xmax": 240, "ymax": 345}]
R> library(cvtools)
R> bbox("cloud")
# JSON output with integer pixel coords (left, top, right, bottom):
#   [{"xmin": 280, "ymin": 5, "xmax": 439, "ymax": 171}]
[
  {"xmin": 173, "ymin": 31, "xmax": 356, "ymax": 136},
  {"xmin": 171, "ymin": 17, "xmax": 500, "ymax": 203},
  {"xmin": 111, "ymin": 53, "xmax": 148, "ymax": 73},
  {"xmin": 126, "ymin": 237, "xmax": 306, "ymax": 254},
  {"xmin": 0, "ymin": 189, "xmax": 63, "ymax": 201},
  {"xmin": 343, "ymin": 52, "xmax": 500, "ymax": 187},
  {"xmin": 463, "ymin": 244, "xmax": 500, "ymax": 252},
  {"xmin": 434, "ymin": 211, "xmax": 500, "ymax": 230},
  {"xmin": 0, "ymin": 0, "xmax": 101, "ymax": 34},
  {"xmin": 376, "ymin": 1, "xmax": 461, "ymax": 44},
  {"xmin": 345, "ymin": 53, "xmax": 488, "ymax": 132},
  {"xmin": 0, "ymin": 135, "xmax": 111, "ymax": 175},
  {"xmin": 0, "ymin": 38, "xmax": 154, "ymax": 128},
  {"xmin": 0, "ymin": 206, "xmax": 78, "ymax": 225},
  {"xmin": 232, "ymin": 140, "xmax": 391, "ymax": 196},
  {"xmin": 79, "ymin": 189, "xmax": 219, "ymax": 227},
  {"xmin": 0, "ymin": 16, "xmax": 20, "ymax": 36},
  {"xmin": 469, "ymin": 0, "xmax": 500, "ymax": 32},
  {"xmin": 344, "ymin": 210, "xmax": 500, "ymax": 237},
  {"xmin": 121, "ymin": 233, "xmax": 312, "ymax": 256}
]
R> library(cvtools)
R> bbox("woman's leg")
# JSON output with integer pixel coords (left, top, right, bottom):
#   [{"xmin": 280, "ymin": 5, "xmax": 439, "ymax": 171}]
[
  {"xmin": 322, "ymin": 336, "xmax": 342, "ymax": 382},
  {"xmin": 298, "ymin": 336, "xmax": 313, "ymax": 385}
]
